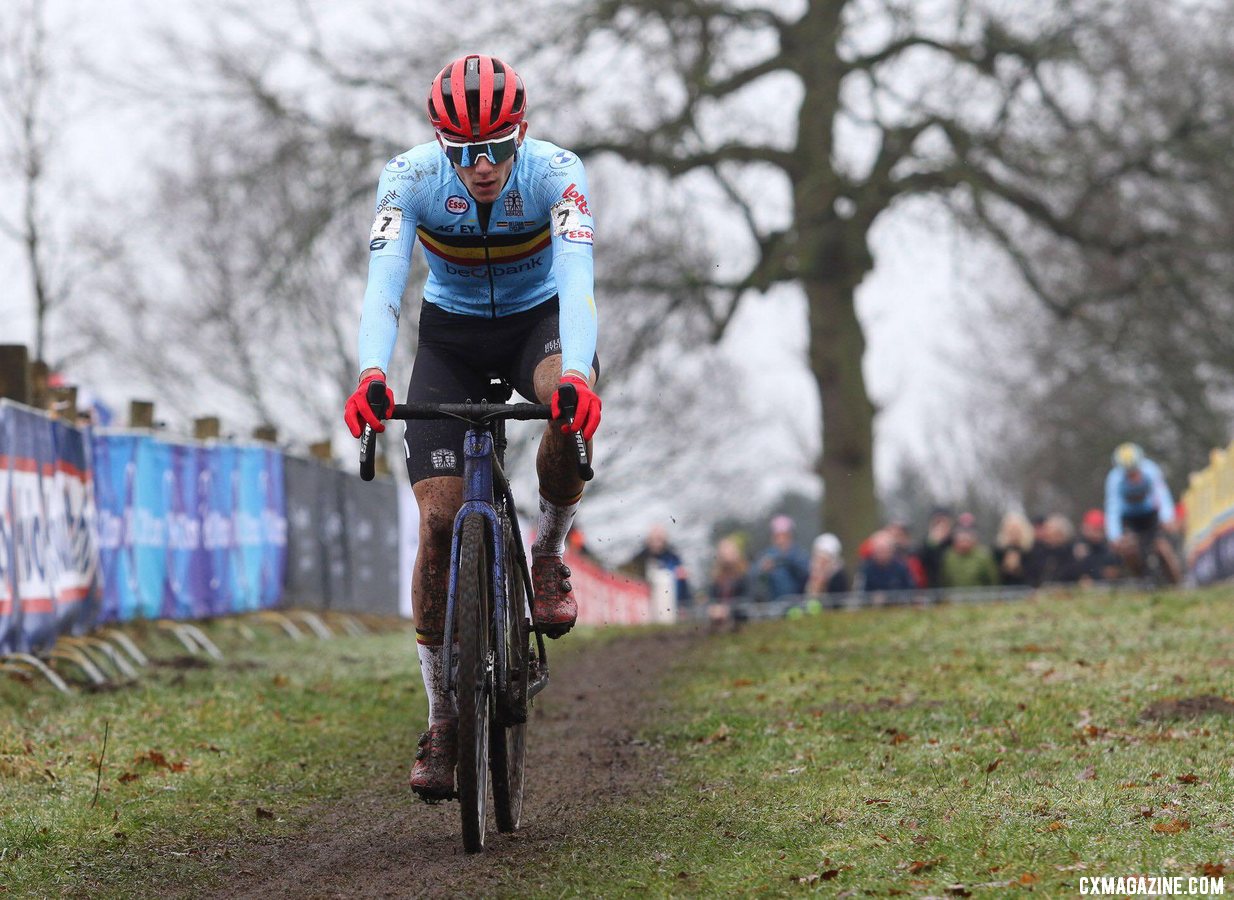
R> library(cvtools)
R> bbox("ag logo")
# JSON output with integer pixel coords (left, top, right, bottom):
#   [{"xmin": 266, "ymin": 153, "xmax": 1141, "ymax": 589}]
[
  {"xmin": 430, "ymin": 449, "xmax": 457, "ymax": 470},
  {"xmin": 385, "ymin": 155, "xmax": 411, "ymax": 173},
  {"xmin": 550, "ymin": 150, "xmax": 576, "ymax": 169},
  {"xmin": 445, "ymin": 195, "xmax": 470, "ymax": 214}
]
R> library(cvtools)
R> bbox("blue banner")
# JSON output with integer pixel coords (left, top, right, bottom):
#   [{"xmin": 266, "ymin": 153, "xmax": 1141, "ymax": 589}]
[
  {"xmin": 92, "ymin": 433, "xmax": 287, "ymax": 624},
  {"xmin": 0, "ymin": 402, "xmax": 99, "ymax": 654}
]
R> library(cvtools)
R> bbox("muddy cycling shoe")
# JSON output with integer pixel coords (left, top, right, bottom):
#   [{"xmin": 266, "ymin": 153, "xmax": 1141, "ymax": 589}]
[
  {"xmin": 531, "ymin": 555, "xmax": 577, "ymax": 639},
  {"xmin": 409, "ymin": 720, "xmax": 458, "ymax": 803}
]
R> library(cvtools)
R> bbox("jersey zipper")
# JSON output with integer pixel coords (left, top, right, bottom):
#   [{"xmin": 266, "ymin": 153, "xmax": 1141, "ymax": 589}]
[
  {"xmin": 480, "ymin": 216, "xmax": 497, "ymax": 318},
  {"xmin": 483, "ymin": 240, "xmax": 496, "ymax": 318}
]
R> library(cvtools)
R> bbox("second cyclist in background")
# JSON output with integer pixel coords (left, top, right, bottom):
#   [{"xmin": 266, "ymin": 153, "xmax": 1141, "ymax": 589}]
[{"xmin": 1105, "ymin": 442, "xmax": 1180, "ymax": 585}]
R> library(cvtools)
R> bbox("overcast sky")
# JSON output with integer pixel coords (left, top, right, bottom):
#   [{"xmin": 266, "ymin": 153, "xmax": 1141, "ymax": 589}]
[{"xmin": 0, "ymin": 0, "xmax": 981, "ymax": 566}]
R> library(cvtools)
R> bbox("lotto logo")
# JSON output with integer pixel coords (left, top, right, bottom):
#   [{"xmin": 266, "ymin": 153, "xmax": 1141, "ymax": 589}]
[
  {"xmin": 561, "ymin": 183, "xmax": 590, "ymax": 216},
  {"xmin": 445, "ymin": 195, "xmax": 470, "ymax": 214}
]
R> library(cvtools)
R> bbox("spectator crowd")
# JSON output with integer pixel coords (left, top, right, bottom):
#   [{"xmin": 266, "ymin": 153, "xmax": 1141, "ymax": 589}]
[{"xmin": 619, "ymin": 503, "xmax": 1181, "ymax": 618}]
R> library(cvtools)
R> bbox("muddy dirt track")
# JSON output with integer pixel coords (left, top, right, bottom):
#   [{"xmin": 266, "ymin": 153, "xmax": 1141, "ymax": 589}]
[{"xmin": 190, "ymin": 628, "xmax": 695, "ymax": 899}]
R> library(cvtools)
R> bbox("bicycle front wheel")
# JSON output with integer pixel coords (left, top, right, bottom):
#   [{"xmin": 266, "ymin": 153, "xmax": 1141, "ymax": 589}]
[
  {"xmin": 492, "ymin": 529, "xmax": 529, "ymax": 832},
  {"xmin": 456, "ymin": 514, "xmax": 492, "ymax": 854}
]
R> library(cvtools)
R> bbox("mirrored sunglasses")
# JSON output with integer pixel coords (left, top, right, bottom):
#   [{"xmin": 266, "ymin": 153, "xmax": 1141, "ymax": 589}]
[{"xmin": 438, "ymin": 131, "xmax": 519, "ymax": 167}]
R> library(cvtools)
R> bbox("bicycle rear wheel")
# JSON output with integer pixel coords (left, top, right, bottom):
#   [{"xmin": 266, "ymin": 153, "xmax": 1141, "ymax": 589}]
[
  {"xmin": 456, "ymin": 514, "xmax": 492, "ymax": 854},
  {"xmin": 492, "ymin": 530, "xmax": 529, "ymax": 832}
]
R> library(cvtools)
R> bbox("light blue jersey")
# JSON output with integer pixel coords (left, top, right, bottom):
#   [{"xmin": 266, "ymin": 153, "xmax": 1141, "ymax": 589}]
[
  {"xmin": 357, "ymin": 137, "xmax": 597, "ymax": 378},
  {"xmin": 1105, "ymin": 458, "xmax": 1175, "ymax": 541}
]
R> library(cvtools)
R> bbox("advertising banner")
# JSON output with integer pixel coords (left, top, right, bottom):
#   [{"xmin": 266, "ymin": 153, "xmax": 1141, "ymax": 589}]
[
  {"xmin": 567, "ymin": 550, "xmax": 653, "ymax": 627},
  {"xmin": 339, "ymin": 472, "xmax": 401, "ymax": 616},
  {"xmin": 92, "ymin": 432, "xmax": 287, "ymax": 624},
  {"xmin": 283, "ymin": 456, "xmax": 400, "ymax": 615},
  {"xmin": 0, "ymin": 402, "xmax": 99, "ymax": 654}
]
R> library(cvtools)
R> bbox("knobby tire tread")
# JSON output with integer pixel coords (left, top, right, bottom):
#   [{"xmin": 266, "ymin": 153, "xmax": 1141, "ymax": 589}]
[
  {"xmin": 456, "ymin": 514, "xmax": 490, "ymax": 854},
  {"xmin": 492, "ymin": 531, "xmax": 529, "ymax": 833}
]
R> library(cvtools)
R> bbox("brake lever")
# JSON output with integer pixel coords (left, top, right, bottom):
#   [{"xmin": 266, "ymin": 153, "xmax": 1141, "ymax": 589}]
[
  {"xmin": 359, "ymin": 380, "xmax": 390, "ymax": 482},
  {"xmin": 555, "ymin": 383, "xmax": 593, "ymax": 482}
]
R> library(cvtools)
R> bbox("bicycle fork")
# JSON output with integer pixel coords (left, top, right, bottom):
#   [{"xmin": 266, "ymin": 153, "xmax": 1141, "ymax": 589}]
[{"xmin": 443, "ymin": 429, "xmax": 509, "ymax": 695}]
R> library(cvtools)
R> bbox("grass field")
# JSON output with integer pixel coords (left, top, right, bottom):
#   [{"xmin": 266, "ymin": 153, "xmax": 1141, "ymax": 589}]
[
  {"xmin": 0, "ymin": 620, "xmax": 428, "ymax": 898},
  {"xmin": 512, "ymin": 587, "xmax": 1234, "ymax": 896},
  {"xmin": 4, "ymin": 589, "xmax": 1234, "ymax": 897}
]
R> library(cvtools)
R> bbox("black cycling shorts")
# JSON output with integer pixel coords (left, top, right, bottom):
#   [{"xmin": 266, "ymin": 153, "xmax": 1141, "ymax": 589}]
[
  {"xmin": 1121, "ymin": 509, "xmax": 1160, "ymax": 536},
  {"xmin": 402, "ymin": 297, "xmax": 599, "ymax": 485}
]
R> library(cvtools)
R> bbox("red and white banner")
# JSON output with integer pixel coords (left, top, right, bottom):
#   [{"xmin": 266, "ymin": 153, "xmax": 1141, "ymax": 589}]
[{"xmin": 567, "ymin": 551, "xmax": 663, "ymax": 626}]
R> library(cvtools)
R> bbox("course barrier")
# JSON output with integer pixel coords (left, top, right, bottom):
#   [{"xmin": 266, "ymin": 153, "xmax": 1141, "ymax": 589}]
[
  {"xmin": 567, "ymin": 551, "xmax": 661, "ymax": 626},
  {"xmin": 1184, "ymin": 446, "xmax": 1234, "ymax": 585},
  {"xmin": 0, "ymin": 401, "xmax": 99, "ymax": 655},
  {"xmin": 284, "ymin": 456, "xmax": 401, "ymax": 617},
  {"xmin": 1, "ymin": 399, "xmax": 657, "ymax": 659},
  {"xmin": 91, "ymin": 431, "xmax": 287, "ymax": 624}
]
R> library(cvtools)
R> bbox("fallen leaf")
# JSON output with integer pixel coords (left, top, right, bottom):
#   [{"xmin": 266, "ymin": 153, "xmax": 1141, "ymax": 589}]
[
  {"xmin": 888, "ymin": 731, "xmax": 911, "ymax": 746},
  {"xmin": 1152, "ymin": 819, "xmax": 1191, "ymax": 834},
  {"xmin": 1150, "ymin": 771, "xmax": 1164, "ymax": 780},
  {"xmin": 946, "ymin": 886, "xmax": 973, "ymax": 898},
  {"xmin": 1078, "ymin": 766, "xmax": 1097, "ymax": 781},
  {"xmin": 699, "ymin": 724, "xmax": 730, "ymax": 745},
  {"xmin": 865, "ymin": 798, "xmax": 891, "ymax": 805},
  {"xmin": 118, "ymin": 772, "xmax": 139, "ymax": 784},
  {"xmin": 820, "ymin": 868, "xmax": 841, "ymax": 880},
  {"xmin": 1178, "ymin": 773, "xmax": 1201, "ymax": 784},
  {"xmin": 255, "ymin": 807, "xmax": 275, "ymax": 820},
  {"xmin": 986, "ymin": 758, "xmax": 1003, "ymax": 774},
  {"xmin": 272, "ymin": 674, "xmax": 289, "ymax": 688},
  {"xmin": 1018, "ymin": 872, "xmax": 1040, "ymax": 885},
  {"xmin": 1047, "ymin": 821, "xmax": 1065, "ymax": 832},
  {"xmin": 1202, "ymin": 863, "xmax": 1227, "ymax": 877},
  {"xmin": 134, "ymin": 750, "xmax": 170, "ymax": 769},
  {"xmin": 906, "ymin": 857, "xmax": 944, "ymax": 874},
  {"xmin": 732, "ymin": 678, "xmax": 754, "ymax": 687}
]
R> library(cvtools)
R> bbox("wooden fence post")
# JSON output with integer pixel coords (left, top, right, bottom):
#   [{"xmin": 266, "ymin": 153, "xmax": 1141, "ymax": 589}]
[
  {"xmin": 29, "ymin": 360, "xmax": 51, "ymax": 410},
  {"xmin": 0, "ymin": 345, "xmax": 31, "ymax": 403},
  {"xmin": 309, "ymin": 440, "xmax": 332, "ymax": 462},
  {"xmin": 194, "ymin": 417, "xmax": 221, "ymax": 440},
  {"xmin": 252, "ymin": 424, "xmax": 278, "ymax": 443},
  {"xmin": 129, "ymin": 401, "xmax": 155, "ymax": 428}
]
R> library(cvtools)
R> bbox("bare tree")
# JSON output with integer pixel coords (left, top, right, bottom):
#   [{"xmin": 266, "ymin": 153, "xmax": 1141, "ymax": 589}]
[
  {"xmin": 961, "ymin": 1, "xmax": 1234, "ymax": 515},
  {"xmin": 0, "ymin": 0, "xmax": 74, "ymax": 364},
  {"xmin": 516, "ymin": 0, "xmax": 1220, "ymax": 555}
]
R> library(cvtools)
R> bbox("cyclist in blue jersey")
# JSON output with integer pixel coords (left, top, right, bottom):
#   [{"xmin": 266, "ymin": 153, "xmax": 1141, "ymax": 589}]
[
  {"xmin": 1104, "ymin": 442, "xmax": 1180, "ymax": 584},
  {"xmin": 342, "ymin": 54, "xmax": 601, "ymax": 802}
]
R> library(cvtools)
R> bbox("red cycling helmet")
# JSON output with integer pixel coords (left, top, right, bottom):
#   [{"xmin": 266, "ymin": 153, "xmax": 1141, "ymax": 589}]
[{"xmin": 428, "ymin": 54, "xmax": 526, "ymax": 140}]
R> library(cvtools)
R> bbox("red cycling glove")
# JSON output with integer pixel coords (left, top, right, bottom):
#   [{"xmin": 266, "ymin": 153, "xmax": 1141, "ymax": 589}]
[
  {"xmin": 344, "ymin": 372, "xmax": 395, "ymax": 438},
  {"xmin": 551, "ymin": 374, "xmax": 601, "ymax": 442}
]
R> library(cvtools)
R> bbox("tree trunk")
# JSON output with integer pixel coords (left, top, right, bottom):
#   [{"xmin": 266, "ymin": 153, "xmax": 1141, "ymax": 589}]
[{"xmin": 804, "ymin": 270, "xmax": 878, "ymax": 561}]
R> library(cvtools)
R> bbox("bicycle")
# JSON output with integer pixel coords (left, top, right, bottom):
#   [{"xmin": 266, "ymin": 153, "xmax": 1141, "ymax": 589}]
[
  {"xmin": 1124, "ymin": 527, "xmax": 1181, "ymax": 588},
  {"xmin": 358, "ymin": 376, "xmax": 591, "ymax": 852}
]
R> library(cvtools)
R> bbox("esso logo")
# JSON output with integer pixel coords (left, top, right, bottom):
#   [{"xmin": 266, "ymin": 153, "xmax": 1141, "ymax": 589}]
[{"xmin": 445, "ymin": 195, "xmax": 470, "ymax": 214}]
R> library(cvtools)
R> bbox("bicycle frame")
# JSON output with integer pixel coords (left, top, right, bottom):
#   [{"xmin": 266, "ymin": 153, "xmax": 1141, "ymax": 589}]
[{"xmin": 440, "ymin": 424, "xmax": 547, "ymax": 703}]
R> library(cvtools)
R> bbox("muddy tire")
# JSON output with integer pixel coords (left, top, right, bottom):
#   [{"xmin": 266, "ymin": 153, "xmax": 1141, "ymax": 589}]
[
  {"xmin": 492, "ymin": 531, "xmax": 529, "ymax": 832},
  {"xmin": 456, "ymin": 514, "xmax": 491, "ymax": 854}
]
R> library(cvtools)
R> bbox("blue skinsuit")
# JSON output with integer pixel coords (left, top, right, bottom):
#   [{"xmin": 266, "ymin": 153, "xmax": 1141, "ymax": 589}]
[
  {"xmin": 1104, "ymin": 458, "xmax": 1175, "ymax": 541},
  {"xmin": 357, "ymin": 137, "xmax": 598, "ymax": 379}
]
